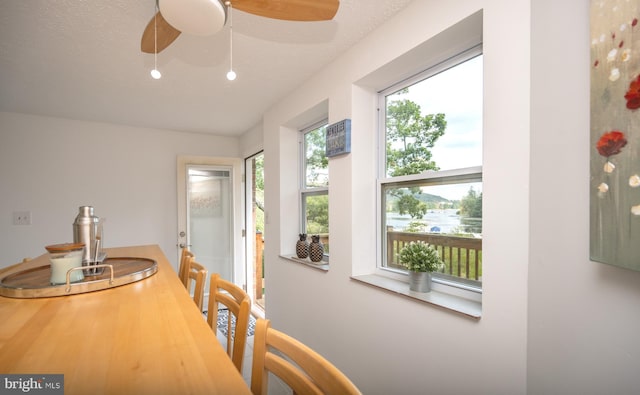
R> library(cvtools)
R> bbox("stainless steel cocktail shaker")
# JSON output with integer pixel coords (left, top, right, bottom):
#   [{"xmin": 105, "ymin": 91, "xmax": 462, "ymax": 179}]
[{"xmin": 72, "ymin": 206, "xmax": 103, "ymax": 266}]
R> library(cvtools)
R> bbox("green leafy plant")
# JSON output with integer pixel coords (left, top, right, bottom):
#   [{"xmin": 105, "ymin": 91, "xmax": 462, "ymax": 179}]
[{"xmin": 398, "ymin": 241, "xmax": 444, "ymax": 272}]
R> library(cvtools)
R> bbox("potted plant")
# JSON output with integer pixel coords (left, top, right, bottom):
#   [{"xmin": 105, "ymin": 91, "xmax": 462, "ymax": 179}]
[{"xmin": 398, "ymin": 241, "xmax": 444, "ymax": 292}]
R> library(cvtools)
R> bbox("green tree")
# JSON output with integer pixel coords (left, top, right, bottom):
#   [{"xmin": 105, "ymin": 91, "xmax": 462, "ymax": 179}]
[
  {"xmin": 305, "ymin": 195, "xmax": 329, "ymax": 234},
  {"xmin": 459, "ymin": 187, "xmax": 482, "ymax": 233},
  {"xmin": 302, "ymin": 125, "xmax": 329, "ymax": 236},
  {"xmin": 386, "ymin": 95, "xmax": 447, "ymax": 177},
  {"xmin": 305, "ymin": 126, "xmax": 329, "ymax": 187},
  {"xmin": 255, "ymin": 154, "xmax": 264, "ymax": 191},
  {"xmin": 386, "ymin": 93, "xmax": 447, "ymax": 221},
  {"xmin": 396, "ymin": 191, "xmax": 428, "ymax": 219},
  {"xmin": 459, "ymin": 187, "xmax": 482, "ymax": 218},
  {"xmin": 250, "ymin": 154, "xmax": 265, "ymax": 234}
]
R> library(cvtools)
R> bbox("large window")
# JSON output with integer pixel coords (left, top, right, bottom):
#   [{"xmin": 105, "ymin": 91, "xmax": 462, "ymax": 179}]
[
  {"xmin": 300, "ymin": 121, "xmax": 329, "ymax": 257},
  {"xmin": 379, "ymin": 47, "xmax": 483, "ymax": 290}
]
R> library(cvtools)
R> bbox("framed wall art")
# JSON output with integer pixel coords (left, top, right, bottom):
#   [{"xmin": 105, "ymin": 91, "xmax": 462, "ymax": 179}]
[{"xmin": 590, "ymin": 0, "xmax": 640, "ymax": 271}]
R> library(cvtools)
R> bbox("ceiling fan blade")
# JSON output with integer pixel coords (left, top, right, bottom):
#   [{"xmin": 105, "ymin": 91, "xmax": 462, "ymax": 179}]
[
  {"xmin": 141, "ymin": 11, "xmax": 182, "ymax": 54},
  {"xmin": 233, "ymin": 0, "xmax": 339, "ymax": 22}
]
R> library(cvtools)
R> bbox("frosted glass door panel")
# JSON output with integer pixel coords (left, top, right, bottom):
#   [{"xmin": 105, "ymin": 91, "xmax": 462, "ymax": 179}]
[{"xmin": 187, "ymin": 167, "xmax": 233, "ymax": 283}]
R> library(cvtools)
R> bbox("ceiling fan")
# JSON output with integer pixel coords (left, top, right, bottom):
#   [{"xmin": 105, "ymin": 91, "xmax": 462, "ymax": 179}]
[{"xmin": 141, "ymin": 0, "xmax": 340, "ymax": 54}]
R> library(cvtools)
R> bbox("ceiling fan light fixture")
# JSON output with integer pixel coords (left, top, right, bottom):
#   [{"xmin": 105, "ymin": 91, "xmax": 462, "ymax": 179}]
[
  {"xmin": 151, "ymin": 2, "xmax": 162, "ymax": 80},
  {"xmin": 225, "ymin": 1, "xmax": 236, "ymax": 81},
  {"xmin": 159, "ymin": 0, "xmax": 226, "ymax": 36}
]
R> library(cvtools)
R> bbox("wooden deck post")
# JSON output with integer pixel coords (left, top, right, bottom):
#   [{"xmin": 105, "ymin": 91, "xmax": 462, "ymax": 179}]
[{"xmin": 255, "ymin": 231, "xmax": 263, "ymax": 300}]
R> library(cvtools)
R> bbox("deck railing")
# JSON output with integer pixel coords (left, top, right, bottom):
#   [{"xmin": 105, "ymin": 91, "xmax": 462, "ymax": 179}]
[{"xmin": 386, "ymin": 231, "xmax": 482, "ymax": 281}]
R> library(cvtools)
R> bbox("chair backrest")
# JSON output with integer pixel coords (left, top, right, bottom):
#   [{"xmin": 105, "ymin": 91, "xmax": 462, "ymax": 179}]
[
  {"xmin": 178, "ymin": 248, "xmax": 195, "ymax": 287},
  {"xmin": 250, "ymin": 318, "xmax": 362, "ymax": 395},
  {"xmin": 207, "ymin": 273, "xmax": 251, "ymax": 373},
  {"xmin": 185, "ymin": 257, "xmax": 207, "ymax": 311}
]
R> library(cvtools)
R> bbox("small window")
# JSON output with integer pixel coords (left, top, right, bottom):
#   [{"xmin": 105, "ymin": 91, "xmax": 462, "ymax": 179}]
[
  {"xmin": 379, "ymin": 49, "xmax": 483, "ymax": 290},
  {"xmin": 300, "ymin": 121, "xmax": 329, "ymax": 257}
]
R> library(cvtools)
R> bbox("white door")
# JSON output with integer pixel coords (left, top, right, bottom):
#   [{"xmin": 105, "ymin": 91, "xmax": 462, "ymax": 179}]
[{"xmin": 177, "ymin": 156, "xmax": 244, "ymax": 302}]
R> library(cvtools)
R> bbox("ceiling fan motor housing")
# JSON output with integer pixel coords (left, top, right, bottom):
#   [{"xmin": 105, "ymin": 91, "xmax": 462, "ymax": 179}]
[{"xmin": 160, "ymin": 0, "xmax": 227, "ymax": 36}]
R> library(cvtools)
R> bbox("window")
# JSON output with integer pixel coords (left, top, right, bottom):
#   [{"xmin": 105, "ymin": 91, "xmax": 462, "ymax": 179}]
[
  {"xmin": 300, "ymin": 121, "xmax": 329, "ymax": 258},
  {"xmin": 379, "ymin": 47, "xmax": 483, "ymax": 291}
]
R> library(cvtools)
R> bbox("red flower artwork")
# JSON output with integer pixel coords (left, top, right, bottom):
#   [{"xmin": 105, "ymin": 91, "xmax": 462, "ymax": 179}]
[
  {"xmin": 597, "ymin": 131, "xmax": 627, "ymax": 157},
  {"xmin": 624, "ymin": 75, "xmax": 640, "ymax": 109}
]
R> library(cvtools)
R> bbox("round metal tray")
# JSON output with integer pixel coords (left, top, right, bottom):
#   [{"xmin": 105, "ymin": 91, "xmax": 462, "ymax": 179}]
[{"xmin": 0, "ymin": 257, "xmax": 157, "ymax": 298}]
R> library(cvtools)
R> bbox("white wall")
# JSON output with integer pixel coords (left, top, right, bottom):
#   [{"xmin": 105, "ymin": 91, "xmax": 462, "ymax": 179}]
[
  {"xmin": 240, "ymin": 123, "xmax": 263, "ymax": 159},
  {"xmin": 528, "ymin": 0, "xmax": 640, "ymax": 393},
  {"xmin": 0, "ymin": 112, "xmax": 240, "ymax": 269},
  {"xmin": 257, "ymin": 0, "xmax": 640, "ymax": 393},
  {"xmin": 262, "ymin": 1, "xmax": 530, "ymax": 394}
]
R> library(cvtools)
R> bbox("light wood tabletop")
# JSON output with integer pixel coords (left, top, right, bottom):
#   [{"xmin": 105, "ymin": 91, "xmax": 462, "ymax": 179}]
[{"xmin": 0, "ymin": 245, "xmax": 252, "ymax": 395}]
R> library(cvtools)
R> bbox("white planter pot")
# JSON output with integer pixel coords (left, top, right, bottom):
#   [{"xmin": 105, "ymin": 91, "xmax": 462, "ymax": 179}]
[{"xmin": 409, "ymin": 271, "xmax": 432, "ymax": 292}]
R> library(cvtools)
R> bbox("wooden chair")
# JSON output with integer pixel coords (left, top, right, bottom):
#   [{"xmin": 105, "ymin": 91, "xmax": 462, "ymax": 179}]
[
  {"xmin": 184, "ymin": 256, "xmax": 207, "ymax": 311},
  {"xmin": 250, "ymin": 318, "xmax": 362, "ymax": 395},
  {"xmin": 178, "ymin": 248, "xmax": 195, "ymax": 287},
  {"xmin": 206, "ymin": 273, "xmax": 251, "ymax": 373}
]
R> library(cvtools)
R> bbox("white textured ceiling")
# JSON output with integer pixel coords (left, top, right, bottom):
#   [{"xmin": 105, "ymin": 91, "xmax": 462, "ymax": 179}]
[{"xmin": 0, "ymin": 0, "xmax": 414, "ymax": 136}]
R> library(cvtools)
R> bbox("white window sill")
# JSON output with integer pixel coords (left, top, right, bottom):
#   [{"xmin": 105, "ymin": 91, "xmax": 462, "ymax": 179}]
[
  {"xmin": 351, "ymin": 274, "xmax": 482, "ymax": 319},
  {"xmin": 279, "ymin": 255, "xmax": 329, "ymax": 271}
]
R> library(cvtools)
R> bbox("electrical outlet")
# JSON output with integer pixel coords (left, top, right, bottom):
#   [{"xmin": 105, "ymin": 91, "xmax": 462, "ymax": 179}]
[{"xmin": 13, "ymin": 211, "xmax": 32, "ymax": 226}]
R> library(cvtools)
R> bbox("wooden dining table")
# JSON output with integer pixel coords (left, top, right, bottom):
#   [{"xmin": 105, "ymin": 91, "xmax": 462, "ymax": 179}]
[{"xmin": 0, "ymin": 244, "xmax": 252, "ymax": 395}]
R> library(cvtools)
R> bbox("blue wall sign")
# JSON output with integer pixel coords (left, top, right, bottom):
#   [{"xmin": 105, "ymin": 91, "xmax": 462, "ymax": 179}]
[{"xmin": 325, "ymin": 119, "xmax": 351, "ymax": 158}]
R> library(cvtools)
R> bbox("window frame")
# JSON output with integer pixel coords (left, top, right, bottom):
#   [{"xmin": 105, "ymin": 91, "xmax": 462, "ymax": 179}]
[
  {"xmin": 299, "ymin": 120, "xmax": 330, "ymax": 260},
  {"xmin": 376, "ymin": 45, "xmax": 483, "ymax": 296}
]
